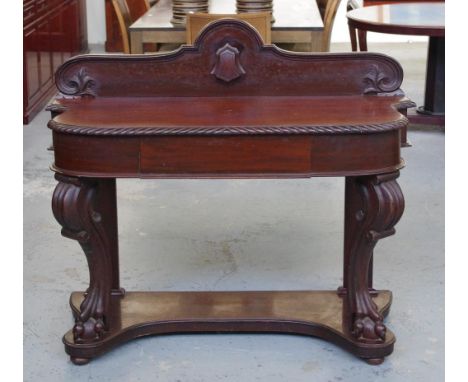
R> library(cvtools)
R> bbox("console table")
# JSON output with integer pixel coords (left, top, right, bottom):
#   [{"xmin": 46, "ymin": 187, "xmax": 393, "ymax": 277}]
[{"xmin": 48, "ymin": 20, "xmax": 412, "ymax": 365}]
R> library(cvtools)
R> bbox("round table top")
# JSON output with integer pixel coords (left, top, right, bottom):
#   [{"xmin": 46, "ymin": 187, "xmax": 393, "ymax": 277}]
[{"xmin": 347, "ymin": 2, "xmax": 445, "ymax": 36}]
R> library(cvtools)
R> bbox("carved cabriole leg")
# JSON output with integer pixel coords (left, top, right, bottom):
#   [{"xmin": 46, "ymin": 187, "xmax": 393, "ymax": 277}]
[
  {"xmin": 339, "ymin": 176, "xmax": 375, "ymax": 297},
  {"xmin": 343, "ymin": 172, "xmax": 404, "ymax": 344},
  {"xmin": 52, "ymin": 174, "xmax": 122, "ymax": 345}
]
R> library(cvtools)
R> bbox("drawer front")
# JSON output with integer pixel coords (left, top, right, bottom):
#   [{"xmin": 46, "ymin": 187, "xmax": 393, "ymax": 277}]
[{"xmin": 140, "ymin": 136, "xmax": 312, "ymax": 177}]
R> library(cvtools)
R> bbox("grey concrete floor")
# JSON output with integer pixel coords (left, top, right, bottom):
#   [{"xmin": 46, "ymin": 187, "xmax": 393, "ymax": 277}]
[{"xmin": 24, "ymin": 42, "xmax": 444, "ymax": 381}]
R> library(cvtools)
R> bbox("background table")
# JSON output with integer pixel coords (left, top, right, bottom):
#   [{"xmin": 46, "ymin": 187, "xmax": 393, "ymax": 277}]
[
  {"xmin": 129, "ymin": 0, "xmax": 324, "ymax": 53},
  {"xmin": 347, "ymin": 2, "xmax": 445, "ymax": 125}
]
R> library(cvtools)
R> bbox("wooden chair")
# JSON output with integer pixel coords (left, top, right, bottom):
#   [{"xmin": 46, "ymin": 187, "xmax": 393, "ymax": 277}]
[
  {"xmin": 311, "ymin": 0, "xmax": 342, "ymax": 52},
  {"xmin": 186, "ymin": 12, "xmax": 272, "ymax": 45},
  {"xmin": 127, "ymin": 0, "xmax": 151, "ymax": 21},
  {"xmin": 347, "ymin": 0, "xmax": 365, "ymax": 51},
  {"xmin": 111, "ymin": 0, "xmax": 152, "ymax": 53}
]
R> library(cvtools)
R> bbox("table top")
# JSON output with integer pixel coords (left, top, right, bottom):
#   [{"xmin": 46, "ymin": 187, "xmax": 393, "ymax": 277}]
[
  {"xmin": 49, "ymin": 92, "xmax": 408, "ymax": 178},
  {"xmin": 347, "ymin": 2, "xmax": 445, "ymax": 36},
  {"xmin": 50, "ymin": 96, "xmax": 408, "ymax": 135},
  {"xmin": 130, "ymin": 0, "xmax": 324, "ymax": 31}
]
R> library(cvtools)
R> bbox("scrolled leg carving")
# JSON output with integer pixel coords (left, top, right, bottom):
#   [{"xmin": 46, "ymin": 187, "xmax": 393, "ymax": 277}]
[
  {"xmin": 52, "ymin": 174, "xmax": 115, "ymax": 343},
  {"xmin": 344, "ymin": 171, "xmax": 404, "ymax": 344}
]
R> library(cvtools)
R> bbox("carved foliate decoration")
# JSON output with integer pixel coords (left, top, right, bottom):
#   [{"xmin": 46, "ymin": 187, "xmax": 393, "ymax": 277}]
[
  {"xmin": 61, "ymin": 67, "xmax": 97, "ymax": 97},
  {"xmin": 363, "ymin": 64, "xmax": 400, "ymax": 95},
  {"xmin": 211, "ymin": 43, "xmax": 246, "ymax": 82}
]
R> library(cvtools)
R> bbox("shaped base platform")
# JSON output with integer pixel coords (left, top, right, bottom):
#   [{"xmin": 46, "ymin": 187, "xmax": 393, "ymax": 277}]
[{"xmin": 64, "ymin": 290, "xmax": 394, "ymax": 365}]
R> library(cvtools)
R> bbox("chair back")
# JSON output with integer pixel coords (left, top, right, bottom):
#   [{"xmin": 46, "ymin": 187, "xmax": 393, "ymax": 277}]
[
  {"xmin": 317, "ymin": 0, "xmax": 342, "ymax": 51},
  {"xmin": 347, "ymin": 0, "xmax": 361, "ymax": 11},
  {"xmin": 112, "ymin": 0, "xmax": 151, "ymax": 54},
  {"xmin": 186, "ymin": 12, "xmax": 272, "ymax": 45},
  {"xmin": 111, "ymin": 0, "xmax": 133, "ymax": 53},
  {"xmin": 126, "ymin": 0, "xmax": 150, "ymax": 21}
]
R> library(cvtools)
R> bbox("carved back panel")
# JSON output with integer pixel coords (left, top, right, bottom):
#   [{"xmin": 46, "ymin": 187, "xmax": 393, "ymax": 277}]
[{"xmin": 55, "ymin": 19, "xmax": 403, "ymax": 98}]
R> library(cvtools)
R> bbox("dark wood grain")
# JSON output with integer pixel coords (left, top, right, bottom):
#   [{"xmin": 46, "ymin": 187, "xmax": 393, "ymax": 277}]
[
  {"xmin": 52, "ymin": 175, "xmax": 124, "ymax": 343},
  {"xmin": 50, "ymin": 130, "xmax": 402, "ymax": 178},
  {"xmin": 52, "ymin": 133, "xmax": 140, "ymax": 177},
  {"xmin": 53, "ymin": 47, "xmax": 405, "ymax": 98},
  {"xmin": 343, "ymin": 172, "xmax": 404, "ymax": 344},
  {"xmin": 48, "ymin": 97, "xmax": 409, "ymax": 130},
  {"xmin": 48, "ymin": 19, "xmax": 410, "ymax": 365},
  {"xmin": 64, "ymin": 290, "xmax": 395, "ymax": 362},
  {"xmin": 23, "ymin": 0, "xmax": 87, "ymax": 124}
]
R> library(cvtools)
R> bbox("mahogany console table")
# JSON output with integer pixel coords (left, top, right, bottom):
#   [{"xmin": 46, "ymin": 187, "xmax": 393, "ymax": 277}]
[{"xmin": 48, "ymin": 20, "xmax": 412, "ymax": 365}]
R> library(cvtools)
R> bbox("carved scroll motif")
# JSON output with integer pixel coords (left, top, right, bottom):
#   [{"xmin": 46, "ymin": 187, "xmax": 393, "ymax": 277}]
[
  {"xmin": 363, "ymin": 64, "xmax": 401, "ymax": 95},
  {"xmin": 59, "ymin": 67, "xmax": 97, "ymax": 98},
  {"xmin": 52, "ymin": 175, "xmax": 112, "ymax": 343},
  {"xmin": 211, "ymin": 43, "xmax": 246, "ymax": 82},
  {"xmin": 346, "ymin": 172, "xmax": 404, "ymax": 343}
]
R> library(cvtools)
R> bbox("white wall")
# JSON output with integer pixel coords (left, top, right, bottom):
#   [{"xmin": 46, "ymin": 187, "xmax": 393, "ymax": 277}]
[
  {"xmin": 85, "ymin": 1, "xmax": 427, "ymax": 45},
  {"xmin": 86, "ymin": 0, "xmax": 106, "ymax": 45}
]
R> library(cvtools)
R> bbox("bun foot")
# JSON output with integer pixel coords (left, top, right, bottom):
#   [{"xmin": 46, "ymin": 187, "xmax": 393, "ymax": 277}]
[
  {"xmin": 365, "ymin": 357, "xmax": 385, "ymax": 365},
  {"xmin": 70, "ymin": 356, "xmax": 91, "ymax": 365}
]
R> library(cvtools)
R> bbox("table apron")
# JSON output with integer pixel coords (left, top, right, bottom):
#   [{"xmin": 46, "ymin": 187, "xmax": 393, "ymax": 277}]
[
  {"xmin": 347, "ymin": 19, "xmax": 445, "ymax": 37},
  {"xmin": 134, "ymin": 30, "xmax": 319, "ymax": 45},
  {"xmin": 52, "ymin": 131, "xmax": 402, "ymax": 178}
]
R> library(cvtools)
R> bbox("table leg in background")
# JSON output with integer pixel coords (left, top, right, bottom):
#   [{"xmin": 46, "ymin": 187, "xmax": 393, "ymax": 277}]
[
  {"xmin": 130, "ymin": 31, "xmax": 144, "ymax": 54},
  {"xmin": 418, "ymin": 36, "xmax": 445, "ymax": 116}
]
